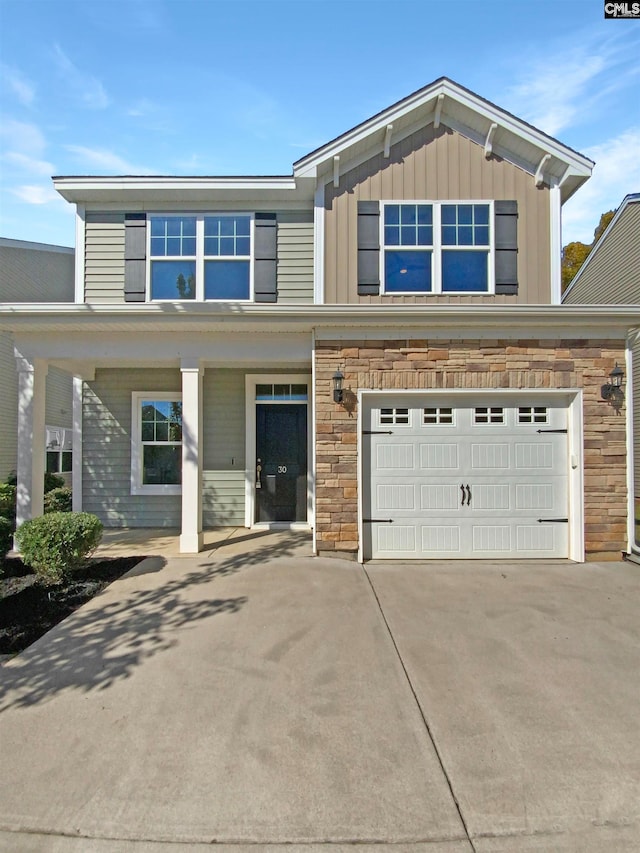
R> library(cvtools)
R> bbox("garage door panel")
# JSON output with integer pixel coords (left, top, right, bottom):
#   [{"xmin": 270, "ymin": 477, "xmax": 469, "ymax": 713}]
[
  {"xmin": 419, "ymin": 443, "xmax": 459, "ymax": 470},
  {"xmin": 365, "ymin": 397, "xmax": 570, "ymax": 560}
]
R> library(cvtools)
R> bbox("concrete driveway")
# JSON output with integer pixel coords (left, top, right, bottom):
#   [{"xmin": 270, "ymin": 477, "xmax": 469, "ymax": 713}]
[{"xmin": 1, "ymin": 532, "xmax": 639, "ymax": 852}]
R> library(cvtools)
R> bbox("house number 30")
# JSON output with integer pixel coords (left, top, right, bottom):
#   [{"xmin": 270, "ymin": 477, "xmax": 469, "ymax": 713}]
[{"xmin": 277, "ymin": 465, "xmax": 287, "ymax": 473}]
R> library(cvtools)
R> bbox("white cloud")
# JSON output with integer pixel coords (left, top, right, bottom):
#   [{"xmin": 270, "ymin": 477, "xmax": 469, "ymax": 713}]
[
  {"xmin": 3, "ymin": 151, "xmax": 55, "ymax": 175},
  {"xmin": 502, "ymin": 28, "xmax": 640, "ymax": 137},
  {"xmin": 0, "ymin": 119, "xmax": 47, "ymax": 156},
  {"xmin": 65, "ymin": 144, "xmax": 157, "ymax": 174},
  {"xmin": 11, "ymin": 184, "xmax": 60, "ymax": 205},
  {"xmin": 52, "ymin": 44, "xmax": 110, "ymax": 110},
  {"xmin": 562, "ymin": 127, "xmax": 640, "ymax": 244},
  {"xmin": 0, "ymin": 64, "xmax": 35, "ymax": 106}
]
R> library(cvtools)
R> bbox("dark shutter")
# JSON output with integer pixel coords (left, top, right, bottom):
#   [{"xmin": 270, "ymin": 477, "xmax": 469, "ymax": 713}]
[
  {"xmin": 124, "ymin": 213, "xmax": 146, "ymax": 302},
  {"xmin": 494, "ymin": 200, "xmax": 518, "ymax": 295},
  {"xmin": 358, "ymin": 200, "xmax": 380, "ymax": 295},
  {"xmin": 254, "ymin": 213, "xmax": 277, "ymax": 303}
]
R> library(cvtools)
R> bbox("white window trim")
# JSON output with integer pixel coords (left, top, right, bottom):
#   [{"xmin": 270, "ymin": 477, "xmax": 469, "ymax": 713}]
[
  {"xmin": 131, "ymin": 391, "xmax": 183, "ymax": 496},
  {"xmin": 380, "ymin": 200, "xmax": 495, "ymax": 296},
  {"xmin": 146, "ymin": 213, "xmax": 255, "ymax": 303}
]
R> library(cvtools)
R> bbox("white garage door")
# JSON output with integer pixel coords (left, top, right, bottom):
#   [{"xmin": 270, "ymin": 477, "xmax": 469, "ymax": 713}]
[{"xmin": 363, "ymin": 396, "xmax": 569, "ymax": 559}]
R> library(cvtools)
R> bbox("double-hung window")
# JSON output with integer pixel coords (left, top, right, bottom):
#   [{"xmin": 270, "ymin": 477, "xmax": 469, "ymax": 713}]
[
  {"xmin": 382, "ymin": 202, "xmax": 493, "ymax": 294},
  {"xmin": 149, "ymin": 214, "xmax": 252, "ymax": 301},
  {"xmin": 131, "ymin": 393, "xmax": 182, "ymax": 495}
]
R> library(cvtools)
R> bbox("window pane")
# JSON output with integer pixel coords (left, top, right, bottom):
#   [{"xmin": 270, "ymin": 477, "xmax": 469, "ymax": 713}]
[
  {"xmin": 400, "ymin": 205, "xmax": 416, "ymax": 225},
  {"xmin": 236, "ymin": 237, "xmax": 250, "ymax": 255},
  {"xmin": 458, "ymin": 205, "xmax": 473, "ymax": 224},
  {"xmin": 458, "ymin": 226, "xmax": 473, "ymax": 246},
  {"xmin": 385, "ymin": 205, "xmax": 400, "ymax": 225},
  {"xmin": 46, "ymin": 451, "xmax": 59, "ymax": 473},
  {"xmin": 220, "ymin": 237, "xmax": 235, "ymax": 255},
  {"xmin": 291, "ymin": 384, "xmax": 308, "ymax": 399},
  {"xmin": 150, "ymin": 217, "xmax": 196, "ymax": 257},
  {"xmin": 442, "ymin": 225, "xmax": 457, "ymax": 246},
  {"xmin": 385, "ymin": 250, "xmax": 432, "ymax": 292},
  {"xmin": 417, "ymin": 205, "xmax": 432, "ymax": 225},
  {"xmin": 474, "ymin": 204, "xmax": 490, "ymax": 225},
  {"xmin": 166, "ymin": 237, "xmax": 181, "ymax": 255},
  {"xmin": 141, "ymin": 422, "xmax": 154, "ymax": 441},
  {"xmin": 384, "ymin": 225, "xmax": 400, "ymax": 246},
  {"xmin": 441, "ymin": 205, "xmax": 456, "ymax": 225},
  {"xmin": 401, "ymin": 225, "xmax": 416, "ymax": 245},
  {"xmin": 143, "ymin": 446, "xmax": 182, "ymax": 485},
  {"xmin": 155, "ymin": 421, "xmax": 168, "ymax": 442},
  {"xmin": 150, "ymin": 236, "xmax": 166, "ymax": 257},
  {"xmin": 204, "ymin": 237, "xmax": 220, "ymax": 256},
  {"xmin": 417, "ymin": 226, "xmax": 433, "ymax": 246},
  {"xmin": 205, "ymin": 260, "xmax": 250, "ymax": 300},
  {"xmin": 204, "ymin": 216, "xmax": 251, "ymax": 257},
  {"xmin": 220, "ymin": 218, "xmax": 235, "ymax": 236},
  {"xmin": 61, "ymin": 452, "xmax": 73, "ymax": 473},
  {"xmin": 474, "ymin": 225, "xmax": 489, "ymax": 245},
  {"xmin": 151, "ymin": 261, "xmax": 196, "ymax": 299},
  {"xmin": 442, "ymin": 251, "xmax": 488, "ymax": 292}
]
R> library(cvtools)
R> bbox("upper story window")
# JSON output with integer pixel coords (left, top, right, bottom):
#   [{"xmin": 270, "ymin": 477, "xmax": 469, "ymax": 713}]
[
  {"xmin": 382, "ymin": 202, "xmax": 493, "ymax": 295},
  {"xmin": 149, "ymin": 214, "xmax": 252, "ymax": 301}
]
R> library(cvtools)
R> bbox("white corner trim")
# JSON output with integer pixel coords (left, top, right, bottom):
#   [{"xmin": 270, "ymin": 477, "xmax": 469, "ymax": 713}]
[
  {"xmin": 74, "ymin": 205, "xmax": 85, "ymax": 304},
  {"xmin": 314, "ymin": 183, "xmax": 325, "ymax": 304},
  {"xmin": 550, "ymin": 184, "xmax": 562, "ymax": 305},
  {"xmin": 333, "ymin": 155, "xmax": 340, "ymax": 188},
  {"xmin": 72, "ymin": 376, "xmax": 83, "ymax": 512},
  {"xmin": 311, "ymin": 330, "xmax": 317, "ymax": 555}
]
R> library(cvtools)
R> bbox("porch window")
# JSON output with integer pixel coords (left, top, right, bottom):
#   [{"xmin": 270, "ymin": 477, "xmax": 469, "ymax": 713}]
[{"xmin": 131, "ymin": 393, "xmax": 182, "ymax": 495}]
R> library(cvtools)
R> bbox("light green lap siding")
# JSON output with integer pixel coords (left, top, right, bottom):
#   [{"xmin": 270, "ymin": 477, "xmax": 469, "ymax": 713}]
[
  {"xmin": 203, "ymin": 471, "xmax": 245, "ymax": 526},
  {"xmin": 82, "ymin": 210, "xmax": 314, "ymax": 304},
  {"xmin": 276, "ymin": 211, "xmax": 314, "ymax": 303},
  {"xmin": 84, "ymin": 213, "xmax": 125, "ymax": 304},
  {"xmin": 83, "ymin": 368, "xmax": 181, "ymax": 527}
]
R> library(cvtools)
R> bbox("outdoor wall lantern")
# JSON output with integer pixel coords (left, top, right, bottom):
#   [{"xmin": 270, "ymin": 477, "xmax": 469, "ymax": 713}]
[
  {"xmin": 601, "ymin": 362, "xmax": 624, "ymax": 403},
  {"xmin": 332, "ymin": 369, "xmax": 344, "ymax": 404}
]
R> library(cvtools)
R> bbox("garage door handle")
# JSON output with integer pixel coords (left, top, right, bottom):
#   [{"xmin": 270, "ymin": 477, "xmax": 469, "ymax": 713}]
[
  {"xmin": 537, "ymin": 518, "xmax": 568, "ymax": 523},
  {"xmin": 363, "ymin": 518, "xmax": 394, "ymax": 523},
  {"xmin": 460, "ymin": 484, "xmax": 472, "ymax": 506}
]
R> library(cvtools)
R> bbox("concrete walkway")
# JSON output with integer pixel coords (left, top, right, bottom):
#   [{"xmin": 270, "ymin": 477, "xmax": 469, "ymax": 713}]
[{"xmin": 1, "ymin": 536, "xmax": 639, "ymax": 851}]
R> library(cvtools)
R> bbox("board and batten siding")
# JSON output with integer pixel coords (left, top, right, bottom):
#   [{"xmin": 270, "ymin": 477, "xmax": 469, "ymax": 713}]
[
  {"xmin": 324, "ymin": 124, "xmax": 551, "ymax": 305},
  {"xmin": 82, "ymin": 368, "xmax": 181, "ymax": 527},
  {"xmin": 84, "ymin": 212, "xmax": 126, "ymax": 303},
  {"xmin": 83, "ymin": 211, "xmax": 314, "ymax": 304}
]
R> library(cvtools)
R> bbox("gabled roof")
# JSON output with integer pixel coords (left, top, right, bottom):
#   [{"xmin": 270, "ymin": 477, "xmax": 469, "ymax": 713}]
[
  {"xmin": 53, "ymin": 77, "xmax": 594, "ymax": 206},
  {"xmin": 562, "ymin": 193, "xmax": 640, "ymax": 303},
  {"xmin": 293, "ymin": 77, "xmax": 594, "ymax": 203}
]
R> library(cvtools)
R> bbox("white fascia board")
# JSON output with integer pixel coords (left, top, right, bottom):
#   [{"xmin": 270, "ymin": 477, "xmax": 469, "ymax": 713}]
[
  {"xmin": 53, "ymin": 175, "xmax": 305, "ymax": 204},
  {"xmin": 2, "ymin": 303, "xmax": 639, "ymax": 338}
]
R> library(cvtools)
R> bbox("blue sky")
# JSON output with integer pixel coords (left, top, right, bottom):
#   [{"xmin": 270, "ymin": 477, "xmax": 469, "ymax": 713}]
[{"xmin": 0, "ymin": 0, "xmax": 638, "ymax": 249}]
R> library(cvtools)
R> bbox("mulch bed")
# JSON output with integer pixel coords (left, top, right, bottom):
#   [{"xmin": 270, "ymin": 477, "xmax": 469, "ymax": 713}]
[{"xmin": 0, "ymin": 556, "xmax": 143, "ymax": 656}]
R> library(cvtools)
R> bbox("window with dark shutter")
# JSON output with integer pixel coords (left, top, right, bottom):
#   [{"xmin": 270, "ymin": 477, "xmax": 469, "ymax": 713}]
[
  {"xmin": 124, "ymin": 213, "xmax": 147, "ymax": 302},
  {"xmin": 494, "ymin": 200, "xmax": 518, "ymax": 295},
  {"xmin": 253, "ymin": 213, "xmax": 277, "ymax": 303},
  {"xmin": 357, "ymin": 201, "xmax": 380, "ymax": 295}
]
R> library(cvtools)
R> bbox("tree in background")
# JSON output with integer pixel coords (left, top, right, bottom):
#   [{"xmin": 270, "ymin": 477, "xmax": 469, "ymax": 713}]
[{"xmin": 562, "ymin": 210, "xmax": 615, "ymax": 292}]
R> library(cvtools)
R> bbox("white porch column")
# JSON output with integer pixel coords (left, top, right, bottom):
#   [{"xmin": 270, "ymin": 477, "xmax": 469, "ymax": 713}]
[
  {"xmin": 15, "ymin": 356, "xmax": 48, "ymax": 531},
  {"xmin": 180, "ymin": 359, "xmax": 204, "ymax": 553},
  {"xmin": 72, "ymin": 375, "xmax": 84, "ymax": 512}
]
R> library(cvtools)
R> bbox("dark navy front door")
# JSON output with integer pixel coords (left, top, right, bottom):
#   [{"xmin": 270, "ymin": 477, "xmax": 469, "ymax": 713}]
[{"xmin": 256, "ymin": 405, "xmax": 307, "ymax": 522}]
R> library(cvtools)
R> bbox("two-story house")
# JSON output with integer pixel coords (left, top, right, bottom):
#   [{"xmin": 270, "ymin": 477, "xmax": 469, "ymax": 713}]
[
  {"xmin": 2, "ymin": 78, "xmax": 638, "ymax": 561},
  {"xmin": 0, "ymin": 238, "xmax": 75, "ymax": 482}
]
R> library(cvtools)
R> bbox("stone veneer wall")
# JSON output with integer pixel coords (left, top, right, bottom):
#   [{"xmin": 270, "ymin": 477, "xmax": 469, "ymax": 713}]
[{"xmin": 315, "ymin": 339, "xmax": 627, "ymax": 561}]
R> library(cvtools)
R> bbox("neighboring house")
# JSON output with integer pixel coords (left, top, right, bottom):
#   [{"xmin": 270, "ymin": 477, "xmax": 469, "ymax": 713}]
[
  {"xmin": 562, "ymin": 193, "xmax": 640, "ymax": 547},
  {"xmin": 0, "ymin": 238, "xmax": 75, "ymax": 482},
  {"xmin": 1, "ymin": 78, "xmax": 638, "ymax": 561}
]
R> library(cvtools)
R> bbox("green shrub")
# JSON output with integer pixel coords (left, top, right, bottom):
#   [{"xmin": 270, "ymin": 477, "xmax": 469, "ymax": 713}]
[
  {"xmin": 44, "ymin": 486, "xmax": 73, "ymax": 514},
  {"xmin": 0, "ymin": 483, "xmax": 16, "ymax": 522},
  {"xmin": 0, "ymin": 517, "xmax": 12, "ymax": 563},
  {"xmin": 5, "ymin": 471, "xmax": 65, "ymax": 493},
  {"xmin": 16, "ymin": 512, "xmax": 103, "ymax": 586}
]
